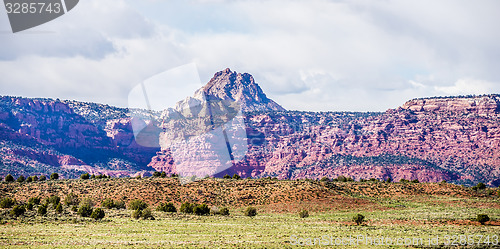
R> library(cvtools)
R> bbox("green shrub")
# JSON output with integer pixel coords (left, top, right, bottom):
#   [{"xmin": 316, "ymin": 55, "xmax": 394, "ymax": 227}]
[
  {"xmin": 91, "ymin": 174, "xmax": 96, "ymax": 179},
  {"xmin": 101, "ymin": 198, "xmax": 115, "ymax": 209},
  {"xmin": 114, "ymin": 200, "xmax": 126, "ymax": 209},
  {"xmin": 38, "ymin": 204, "xmax": 47, "ymax": 216},
  {"xmin": 244, "ymin": 206, "xmax": 257, "ymax": 217},
  {"xmin": 153, "ymin": 171, "xmax": 161, "ymax": 177},
  {"xmin": 91, "ymin": 208, "xmax": 105, "ymax": 220},
  {"xmin": 180, "ymin": 202, "xmax": 194, "ymax": 214},
  {"xmin": 141, "ymin": 208, "xmax": 154, "ymax": 220},
  {"xmin": 232, "ymin": 174, "xmax": 241, "ymax": 180},
  {"xmin": 386, "ymin": 178, "xmax": 392, "ymax": 183},
  {"xmin": 320, "ymin": 177, "xmax": 330, "ymax": 182},
  {"xmin": 400, "ymin": 179, "xmax": 409, "ymax": 183},
  {"xmin": 26, "ymin": 176, "xmax": 32, "ymax": 183},
  {"xmin": 28, "ymin": 197, "xmax": 41, "ymax": 205},
  {"xmin": 497, "ymin": 189, "xmax": 500, "ymax": 198},
  {"xmin": 337, "ymin": 176, "xmax": 347, "ymax": 182},
  {"xmin": 80, "ymin": 173, "xmax": 90, "ymax": 180},
  {"xmin": 299, "ymin": 210, "xmax": 309, "ymax": 218},
  {"xmin": 194, "ymin": 204, "xmax": 210, "ymax": 215},
  {"xmin": 0, "ymin": 197, "xmax": 16, "ymax": 208},
  {"xmin": 39, "ymin": 175, "xmax": 46, "ymax": 181},
  {"xmin": 16, "ymin": 175, "xmax": 25, "ymax": 183},
  {"xmin": 223, "ymin": 174, "xmax": 231, "ymax": 179},
  {"xmin": 80, "ymin": 198, "xmax": 94, "ymax": 208},
  {"xmin": 219, "ymin": 207, "xmax": 230, "ymax": 216},
  {"xmin": 50, "ymin": 173, "xmax": 59, "ymax": 180},
  {"xmin": 132, "ymin": 209, "xmax": 142, "ymax": 219},
  {"xmin": 31, "ymin": 175, "xmax": 38, "ymax": 182},
  {"xmin": 157, "ymin": 202, "xmax": 176, "ymax": 213},
  {"xmin": 78, "ymin": 204, "xmax": 93, "ymax": 217},
  {"xmin": 411, "ymin": 179, "xmax": 420, "ymax": 183},
  {"xmin": 4, "ymin": 174, "xmax": 14, "ymax": 182},
  {"xmin": 476, "ymin": 182, "xmax": 486, "ymax": 190},
  {"xmin": 128, "ymin": 200, "xmax": 148, "ymax": 211},
  {"xmin": 47, "ymin": 195, "xmax": 60, "ymax": 206},
  {"xmin": 353, "ymin": 214, "xmax": 365, "ymax": 225},
  {"xmin": 477, "ymin": 214, "xmax": 490, "ymax": 225},
  {"xmin": 160, "ymin": 172, "xmax": 166, "ymax": 178},
  {"xmin": 26, "ymin": 202, "xmax": 33, "ymax": 211},
  {"xmin": 10, "ymin": 205, "xmax": 25, "ymax": 217},
  {"xmin": 64, "ymin": 193, "xmax": 80, "ymax": 206},
  {"xmin": 55, "ymin": 203, "xmax": 63, "ymax": 214}
]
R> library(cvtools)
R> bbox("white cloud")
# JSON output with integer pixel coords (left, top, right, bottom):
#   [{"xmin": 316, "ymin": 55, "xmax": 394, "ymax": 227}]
[
  {"xmin": 0, "ymin": 0, "xmax": 499, "ymax": 111},
  {"xmin": 434, "ymin": 79, "xmax": 497, "ymax": 96}
]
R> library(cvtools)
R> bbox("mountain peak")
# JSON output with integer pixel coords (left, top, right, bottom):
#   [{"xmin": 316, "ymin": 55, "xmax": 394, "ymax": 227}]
[{"xmin": 199, "ymin": 68, "xmax": 285, "ymax": 112}]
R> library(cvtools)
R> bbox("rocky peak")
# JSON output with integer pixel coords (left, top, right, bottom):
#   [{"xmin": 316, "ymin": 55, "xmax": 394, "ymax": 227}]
[{"xmin": 193, "ymin": 68, "xmax": 286, "ymax": 112}]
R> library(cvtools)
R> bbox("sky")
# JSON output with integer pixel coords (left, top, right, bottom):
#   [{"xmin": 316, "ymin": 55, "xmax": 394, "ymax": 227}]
[{"xmin": 0, "ymin": 0, "xmax": 499, "ymax": 112}]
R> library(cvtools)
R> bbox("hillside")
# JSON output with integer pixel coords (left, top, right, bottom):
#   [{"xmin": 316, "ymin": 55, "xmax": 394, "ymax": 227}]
[{"xmin": 1, "ymin": 177, "xmax": 496, "ymax": 213}]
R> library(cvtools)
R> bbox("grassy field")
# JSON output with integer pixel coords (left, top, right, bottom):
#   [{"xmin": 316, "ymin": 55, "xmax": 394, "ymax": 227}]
[{"xmin": 0, "ymin": 178, "xmax": 499, "ymax": 248}]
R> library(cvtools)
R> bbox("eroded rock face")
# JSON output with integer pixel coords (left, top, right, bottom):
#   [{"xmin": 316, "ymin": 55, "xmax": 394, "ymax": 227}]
[
  {"xmin": 1, "ymin": 72, "xmax": 500, "ymax": 186},
  {"xmin": 0, "ymin": 96, "xmax": 158, "ymax": 178},
  {"xmin": 150, "ymin": 95, "xmax": 500, "ymax": 186}
]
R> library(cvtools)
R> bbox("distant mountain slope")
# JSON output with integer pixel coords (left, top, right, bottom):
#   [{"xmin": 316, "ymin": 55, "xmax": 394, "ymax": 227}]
[
  {"xmin": 1, "ymin": 71, "xmax": 500, "ymax": 186},
  {"xmin": 150, "ymin": 94, "xmax": 500, "ymax": 186},
  {"xmin": 0, "ymin": 96, "xmax": 159, "ymax": 178}
]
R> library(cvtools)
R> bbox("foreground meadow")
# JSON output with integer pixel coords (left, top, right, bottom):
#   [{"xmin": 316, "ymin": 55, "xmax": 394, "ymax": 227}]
[{"xmin": 0, "ymin": 178, "xmax": 498, "ymax": 248}]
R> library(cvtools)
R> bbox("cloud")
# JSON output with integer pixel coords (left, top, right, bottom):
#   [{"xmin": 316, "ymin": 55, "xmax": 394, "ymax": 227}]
[
  {"xmin": 434, "ymin": 78, "xmax": 497, "ymax": 96},
  {"xmin": 0, "ymin": 0, "xmax": 499, "ymax": 111}
]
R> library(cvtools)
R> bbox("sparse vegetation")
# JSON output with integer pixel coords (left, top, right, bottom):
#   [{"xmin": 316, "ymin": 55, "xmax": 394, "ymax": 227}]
[
  {"xmin": 218, "ymin": 207, "xmax": 230, "ymax": 216},
  {"xmin": 80, "ymin": 173, "xmax": 90, "ymax": 180},
  {"xmin": 156, "ymin": 202, "xmax": 176, "ymax": 213},
  {"xmin": 16, "ymin": 175, "xmax": 25, "ymax": 183},
  {"xmin": 90, "ymin": 208, "xmax": 105, "ymax": 220},
  {"xmin": 128, "ymin": 199, "xmax": 148, "ymax": 211},
  {"xmin": 55, "ymin": 203, "xmax": 63, "ymax": 214},
  {"xmin": 476, "ymin": 214, "xmax": 490, "ymax": 225},
  {"xmin": 4, "ymin": 174, "xmax": 14, "ymax": 182},
  {"xmin": 28, "ymin": 197, "xmax": 40, "ymax": 205},
  {"xmin": 10, "ymin": 205, "xmax": 25, "ymax": 217},
  {"xmin": 180, "ymin": 202, "xmax": 195, "ymax": 214},
  {"xmin": 78, "ymin": 204, "xmax": 93, "ymax": 217},
  {"xmin": 0, "ymin": 197, "xmax": 16, "ymax": 208},
  {"xmin": 223, "ymin": 174, "xmax": 231, "ymax": 179},
  {"xmin": 37, "ymin": 204, "xmax": 47, "ymax": 216},
  {"xmin": 299, "ymin": 209, "xmax": 309, "ymax": 218},
  {"xmin": 0, "ymin": 176, "xmax": 497, "ymax": 247},
  {"xmin": 131, "ymin": 209, "xmax": 142, "ymax": 219},
  {"xmin": 141, "ymin": 208, "xmax": 154, "ymax": 220},
  {"xmin": 232, "ymin": 174, "xmax": 241, "ymax": 180},
  {"xmin": 101, "ymin": 198, "xmax": 116, "ymax": 209},
  {"xmin": 352, "ymin": 214, "xmax": 365, "ymax": 225},
  {"xmin": 64, "ymin": 193, "xmax": 80, "ymax": 206},
  {"xmin": 193, "ymin": 204, "xmax": 210, "ymax": 215},
  {"xmin": 50, "ymin": 173, "xmax": 59, "ymax": 180},
  {"xmin": 245, "ymin": 206, "xmax": 257, "ymax": 217}
]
